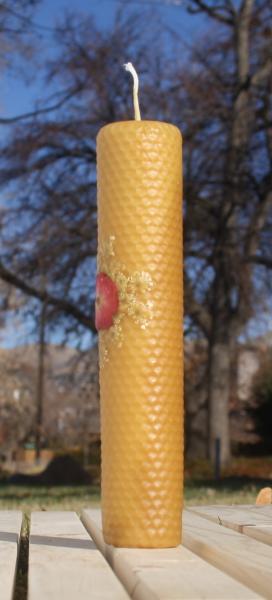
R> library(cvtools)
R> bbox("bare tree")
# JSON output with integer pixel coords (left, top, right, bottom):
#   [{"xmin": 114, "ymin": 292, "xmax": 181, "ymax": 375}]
[
  {"xmin": 182, "ymin": 0, "xmax": 272, "ymax": 463},
  {"xmin": 0, "ymin": 5, "xmax": 271, "ymax": 463},
  {"xmin": 0, "ymin": 11, "xmax": 178, "ymax": 345}
]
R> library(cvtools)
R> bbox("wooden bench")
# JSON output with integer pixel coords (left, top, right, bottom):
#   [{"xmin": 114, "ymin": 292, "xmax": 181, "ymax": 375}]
[{"xmin": 2, "ymin": 505, "xmax": 272, "ymax": 599}]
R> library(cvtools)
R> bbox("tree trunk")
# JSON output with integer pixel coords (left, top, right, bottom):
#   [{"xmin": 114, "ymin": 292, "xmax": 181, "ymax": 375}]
[
  {"xmin": 35, "ymin": 299, "xmax": 46, "ymax": 462},
  {"xmin": 208, "ymin": 337, "xmax": 231, "ymax": 466},
  {"xmin": 207, "ymin": 1, "xmax": 254, "ymax": 469},
  {"xmin": 207, "ymin": 266, "xmax": 234, "ymax": 467}
]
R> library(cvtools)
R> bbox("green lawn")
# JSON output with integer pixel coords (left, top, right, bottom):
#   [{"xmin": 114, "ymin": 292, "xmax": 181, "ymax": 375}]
[
  {"xmin": 0, "ymin": 484, "xmax": 101, "ymax": 512},
  {"xmin": 0, "ymin": 479, "xmax": 269, "ymax": 513},
  {"xmin": 1, "ymin": 456, "xmax": 271, "ymax": 513}
]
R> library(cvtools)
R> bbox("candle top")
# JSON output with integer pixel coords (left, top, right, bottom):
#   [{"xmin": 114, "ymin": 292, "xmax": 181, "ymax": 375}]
[
  {"xmin": 97, "ymin": 63, "xmax": 182, "ymax": 139},
  {"xmin": 97, "ymin": 120, "xmax": 182, "ymax": 142}
]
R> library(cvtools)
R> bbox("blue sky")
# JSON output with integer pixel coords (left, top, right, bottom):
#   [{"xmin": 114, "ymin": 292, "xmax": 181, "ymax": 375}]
[{"xmin": 2, "ymin": 0, "xmax": 206, "ymax": 119}]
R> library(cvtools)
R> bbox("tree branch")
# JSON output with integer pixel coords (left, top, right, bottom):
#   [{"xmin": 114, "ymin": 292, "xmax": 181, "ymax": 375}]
[
  {"xmin": 0, "ymin": 261, "xmax": 95, "ymax": 331},
  {"xmin": 187, "ymin": 0, "xmax": 234, "ymax": 24},
  {"xmin": 247, "ymin": 255, "xmax": 272, "ymax": 269},
  {"xmin": 244, "ymin": 190, "xmax": 272, "ymax": 259},
  {"xmin": 0, "ymin": 88, "xmax": 82, "ymax": 125},
  {"xmin": 251, "ymin": 58, "xmax": 272, "ymax": 87}
]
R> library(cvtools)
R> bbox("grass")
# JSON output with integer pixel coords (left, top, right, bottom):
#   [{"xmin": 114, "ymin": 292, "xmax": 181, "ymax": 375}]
[
  {"xmin": 0, "ymin": 479, "xmax": 270, "ymax": 513},
  {"xmin": 0, "ymin": 484, "xmax": 101, "ymax": 513},
  {"xmin": 184, "ymin": 455, "xmax": 272, "ymax": 505},
  {"xmin": 184, "ymin": 478, "xmax": 270, "ymax": 505},
  {"xmin": 0, "ymin": 456, "xmax": 271, "ymax": 512}
]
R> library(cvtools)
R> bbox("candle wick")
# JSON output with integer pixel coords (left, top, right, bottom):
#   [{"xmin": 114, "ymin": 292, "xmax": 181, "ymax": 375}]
[{"xmin": 123, "ymin": 62, "xmax": 141, "ymax": 121}]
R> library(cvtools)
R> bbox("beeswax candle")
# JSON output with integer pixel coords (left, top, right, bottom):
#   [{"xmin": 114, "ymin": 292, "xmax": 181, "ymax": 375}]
[{"xmin": 96, "ymin": 66, "xmax": 183, "ymax": 548}]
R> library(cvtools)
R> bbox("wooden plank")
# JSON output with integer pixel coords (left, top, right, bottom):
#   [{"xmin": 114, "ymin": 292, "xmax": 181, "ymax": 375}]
[
  {"xmin": 182, "ymin": 509, "xmax": 272, "ymax": 598},
  {"xmin": 0, "ymin": 510, "xmax": 22, "ymax": 600},
  {"xmin": 187, "ymin": 504, "xmax": 272, "ymax": 528},
  {"xmin": 243, "ymin": 524, "xmax": 272, "ymax": 546},
  {"xmin": 82, "ymin": 508, "xmax": 263, "ymax": 600},
  {"xmin": 28, "ymin": 511, "xmax": 129, "ymax": 600},
  {"xmin": 188, "ymin": 504, "xmax": 272, "ymax": 545}
]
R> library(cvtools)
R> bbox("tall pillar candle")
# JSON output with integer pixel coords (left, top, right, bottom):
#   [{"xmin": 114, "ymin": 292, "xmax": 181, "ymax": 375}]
[{"xmin": 96, "ymin": 118, "xmax": 183, "ymax": 548}]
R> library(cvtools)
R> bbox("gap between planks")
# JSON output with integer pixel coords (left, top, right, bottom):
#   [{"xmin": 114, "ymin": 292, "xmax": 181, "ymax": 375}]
[
  {"xmin": 182, "ymin": 509, "xmax": 272, "ymax": 599},
  {"xmin": 28, "ymin": 511, "xmax": 129, "ymax": 600},
  {"xmin": 187, "ymin": 504, "xmax": 272, "ymax": 546}
]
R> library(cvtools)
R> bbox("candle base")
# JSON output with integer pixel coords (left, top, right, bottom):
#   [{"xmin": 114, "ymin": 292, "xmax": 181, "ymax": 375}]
[{"xmin": 103, "ymin": 525, "xmax": 182, "ymax": 549}]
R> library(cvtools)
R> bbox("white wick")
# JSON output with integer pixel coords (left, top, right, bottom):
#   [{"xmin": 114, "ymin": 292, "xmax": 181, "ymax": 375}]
[{"xmin": 123, "ymin": 62, "xmax": 141, "ymax": 121}]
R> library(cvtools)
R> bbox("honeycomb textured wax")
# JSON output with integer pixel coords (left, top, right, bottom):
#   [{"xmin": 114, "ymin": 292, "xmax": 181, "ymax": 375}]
[{"xmin": 97, "ymin": 120, "xmax": 183, "ymax": 548}]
